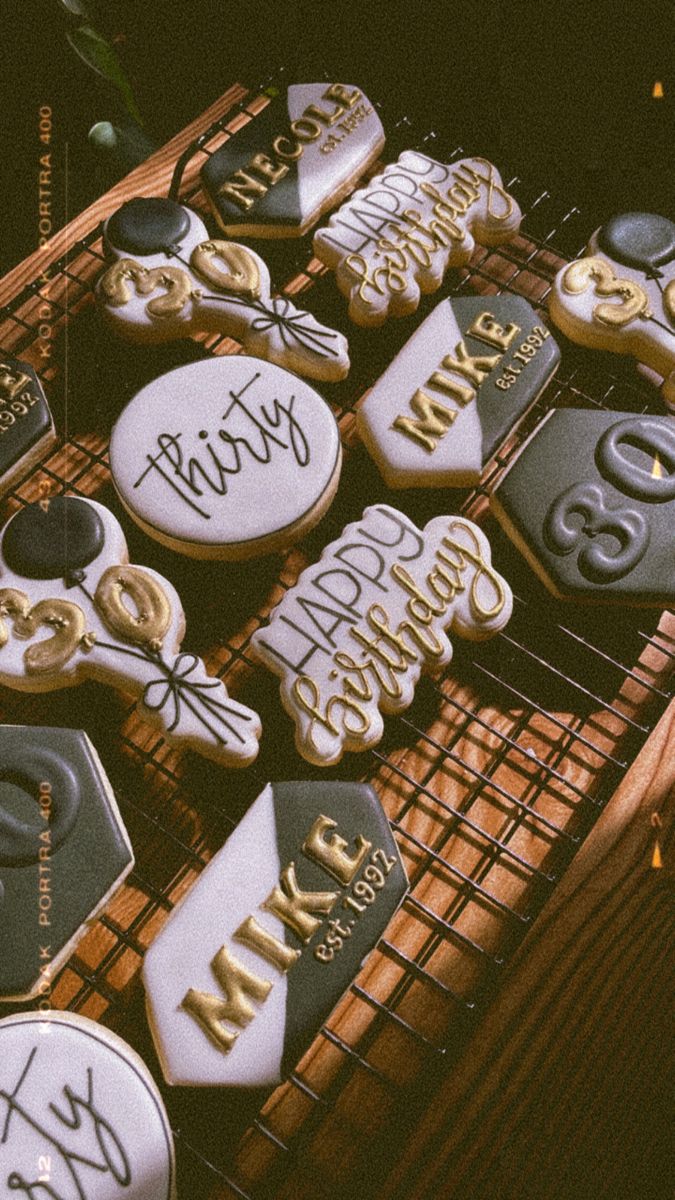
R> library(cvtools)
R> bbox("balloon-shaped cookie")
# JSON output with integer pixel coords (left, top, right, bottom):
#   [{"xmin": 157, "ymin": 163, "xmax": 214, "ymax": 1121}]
[
  {"xmin": 0, "ymin": 496, "xmax": 261, "ymax": 766},
  {"xmin": 96, "ymin": 197, "xmax": 350, "ymax": 382}
]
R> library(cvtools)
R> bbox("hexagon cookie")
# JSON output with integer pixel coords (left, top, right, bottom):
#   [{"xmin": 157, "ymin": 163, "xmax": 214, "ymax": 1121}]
[
  {"xmin": 358, "ymin": 296, "xmax": 560, "ymax": 487},
  {"xmin": 0, "ymin": 726, "xmax": 134, "ymax": 1001},
  {"xmin": 0, "ymin": 352, "xmax": 55, "ymax": 494},
  {"xmin": 491, "ymin": 409, "xmax": 675, "ymax": 605},
  {"xmin": 143, "ymin": 781, "xmax": 408, "ymax": 1087}
]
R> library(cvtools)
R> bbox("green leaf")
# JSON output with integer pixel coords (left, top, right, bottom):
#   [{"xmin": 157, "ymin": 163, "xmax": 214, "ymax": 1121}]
[{"xmin": 66, "ymin": 24, "xmax": 144, "ymax": 126}]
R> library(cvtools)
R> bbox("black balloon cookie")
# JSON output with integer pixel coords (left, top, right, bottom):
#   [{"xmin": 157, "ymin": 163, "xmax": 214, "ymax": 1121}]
[
  {"xmin": 0, "ymin": 1011, "xmax": 175, "ymax": 1198},
  {"xmin": 0, "ymin": 725, "xmax": 133, "ymax": 1001},
  {"xmin": 110, "ymin": 356, "xmax": 342, "ymax": 560},
  {"xmin": 491, "ymin": 409, "xmax": 675, "ymax": 605},
  {"xmin": 358, "ymin": 296, "xmax": 560, "ymax": 487},
  {"xmin": 201, "ymin": 82, "xmax": 385, "ymax": 238},
  {"xmin": 143, "ymin": 781, "xmax": 407, "ymax": 1086},
  {"xmin": 0, "ymin": 496, "xmax": 261, "ymax": 765},
  {"xmin": 314, "ymin": 152, "xmax": 522, "ymax": 326},
  {"xmin": 549, "ymin": 213, "xmax": 675, "ymax": 411},
  {"xmin": 0, "ymin": 352, "xmax": 55, "ymax": 494},
  {"xmin": 251, "ymin": 504, "xmax": 513, "ymax": 765},
  {"xmin": 96, "ymin": 197, "xmax": 350, "ymax": 382}
]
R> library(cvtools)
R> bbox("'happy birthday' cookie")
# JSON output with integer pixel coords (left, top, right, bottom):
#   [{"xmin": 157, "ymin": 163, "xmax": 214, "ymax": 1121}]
[
  {"xmin": 491, "ymin": 409, "xmax": 675, "ymax": 605},
  {"xmin": 0, "ymin": 496, "xmax": 261, "ymax": 765},
  {"xmin": 110, "ymin": 356, "xmax": 342, "ymax": 560},
  {"xmin": 251, "ymin": 505, "xmax": 513, "ymax": 765},
  {"xmin": 0, "ymin": 725, "xmax": 133, "ymax": 1002},
  {"xmin": 96, "ymin": 197, "xmax": 350, "ymax": 382},
  {"xmin": 0, "ymin": 1011, "xmax": 175, "ymax": 1198},
  {"xmin": 0, "ymin": 352, "xmax": 55, "ymax": 495},
  {"xmin": 201, "ymin": 83, "xmax": 385, "ymax": 238},
  {"xmin": 143, "ymin": 780, "xmax": 407, "ymax": 1087},
  {"xmin": 358, "ymin": 296, "xmax": 560, "ymax": 487},
  {"xmin": 313, "ymin": 153, "xmax": 522, "ymax": 326},
  {"xmin": 549, "ymin": 212, "xmax": 675, "ymax": 411}
]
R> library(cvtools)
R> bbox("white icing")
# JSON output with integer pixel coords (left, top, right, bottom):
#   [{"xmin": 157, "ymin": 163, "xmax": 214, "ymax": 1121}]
[
  {"xmin": 0, "ymin": 500, "xmax": 261, "ymax": 767},
  {"xmin": 97, "ymin": 205, "xmax": 350, "ymax": 383},
  {"xmin": 357, "ymin": 298, "xmax": 484, "ymax": 487},
  {"xmin": 143, "ymin": 783, "xmax": 287, "ymax": 1087},
  {"xmin": 0, "ymin": 1011, "xmax": 175, "ymax": 1199},
  {"xmin": 251, "ymin": 505, "xmax": 513, "ymax": 765},
  {"xmin": 110, "ymin": 357, "xmax": 342, "ymax": 559},
  {"xmin": 313, "ymin": 152, "xmax": 522, "ymax": 326}
]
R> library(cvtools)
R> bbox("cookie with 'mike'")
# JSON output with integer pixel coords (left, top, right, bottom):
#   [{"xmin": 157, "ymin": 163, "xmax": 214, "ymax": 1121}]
[
  {"xmin": 358, "ymin": 295, "xmax": 559, "ymax": 487},
  {"xmin": 0, "ymin": 725, "xmax": 133, "ymax": 1002},
  {"xmin": 491, "ymin": 408, "xmax": 675, "ymax": 605},
  {"xmin": 110, "ymin": 356, "xmax": 342, "ymax": 560},
  {"xmin": 201, "ymin": 83, "xmax": 384, "ymax": 238},
  {"xmin": 0, "ymin": 1010, "xmax": 175, "ymax": 1198},
  {"xmin": 143, "ymin": 780, "xmax": 407, "ymax": 1087},
  {"xmin": 0, "ymin": 352, "xmax": 55, "ymax": 495},
  {"xmin": 314, "ymin": 152, "xmax": 522, "ymax": 326},
  {"xmin": 549, "ymin": 212, "xmax": 675, "ymax": 411},
  {"xmin": 96, "ymin": 197, "xmax": 349, "ymax": 382}
]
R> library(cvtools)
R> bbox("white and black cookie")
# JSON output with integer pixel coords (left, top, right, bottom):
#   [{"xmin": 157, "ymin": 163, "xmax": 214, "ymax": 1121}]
[
  {"xmin": 313, "ymin": 153, "xmax": 522, "ymax": 326},
  {"xmin": 96, "ymin": 197, "xmax": 350, "ymax": 382},
  {"xmin": 143, "ymin": 780, "xmax": 407, "ymax": 1087},
  {"xmin": 201, "ymin": 83, "xmax": 385, "ymax": 239},
  {"xmin": 491, "ymin": 409, "xmax": 675, "ymax": 605},
  {"xmin": 0, "ymin": 725, "xmax": 133, "ymax": 1002},
  {"xmin": 549, "ymin": 213, "xmax": 675, "ymax": 411},
  {"xmin": 0, "ymin": 496, "xmax": 261, "ymax": 765},
  {"xmin": 358, "ymin": 296, "xmax": 560, "ymax": 487},
  {"xmin": 0, "ymin": 1010, "xmax": 175, "ymax": 1198},
  {"xmin": 0, "ymin": 353, "xmax": 55, "ymax": 495},
  {"xmin": 251, "ymin": 505, "xmax": 513, "ymax": 765},
  {"xmin": 110, "ymin": 356, "xmax": 342, "ymax": 560}
]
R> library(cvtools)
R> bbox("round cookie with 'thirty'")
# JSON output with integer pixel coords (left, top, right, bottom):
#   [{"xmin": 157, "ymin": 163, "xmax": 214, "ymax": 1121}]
[
  {"xmin": 0, "ymin": 1010, "xmax": 175, "ymax": 1198},
  {"xmin": 110, "ymin": 356, "xmax": 343, "ymax": 560}
]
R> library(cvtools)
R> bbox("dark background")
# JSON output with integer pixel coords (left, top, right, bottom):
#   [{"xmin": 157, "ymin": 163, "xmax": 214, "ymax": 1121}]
[{"xmin": 1, "ymin": 0, "xmax": 673, "ymax": 275}]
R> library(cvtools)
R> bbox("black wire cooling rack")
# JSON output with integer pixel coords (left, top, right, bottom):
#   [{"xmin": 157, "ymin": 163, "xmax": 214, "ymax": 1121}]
[{"xmin": 0, "ymin": 76, "xmax": 672, "ymax": 1200}]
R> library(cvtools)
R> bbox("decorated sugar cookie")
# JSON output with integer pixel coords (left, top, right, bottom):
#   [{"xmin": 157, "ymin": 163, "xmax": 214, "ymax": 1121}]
[
  {"xmin": 358, "ymin": 296, "xmax": 560, "ymax": 487},
  {"xmin": 549, "ymin": 213, "xmax": 675, "ymax": 411},
  {"xmin": 96, "ymin": 197, "xmax": 350, "ymax": 382},
  {"xmin": 144, "ymin": 780, "xmax": 407, "ymax": 1087},
  {"xmin": 0, "ymin": 1011, "xmax": 175, "ymax": 1198},
  {"xmin": 491, "ymin": 409, "xmax": 675, "ymax": 605},
  {"xmin": 110, "ymin": 356, "xmax": 342, "ymax": 560},
  {"xmin": 251, "ymin": 505, "xmax": 513, "ymax": 765},
  {"xmin": 0, "ymin": 496, "xmax": 261, "ymax": 765},
  {"xmin": 0, "ymin": 725, "xmax": 134, "ymax": 1002},
  {"xmin": 0, "ymin": 352, "xmax": 55, "ymax": 494},
  {"xmin": 313, "ymin": 153, "xmax": 522, "ymax": 326},
  {"xmin": 201, "ymin": 82, "xmax": 385, "ymax": 238}
]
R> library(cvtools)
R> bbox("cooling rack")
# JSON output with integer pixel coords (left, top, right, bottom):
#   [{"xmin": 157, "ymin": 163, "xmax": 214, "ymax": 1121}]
[{"xmin": 0, "ymin": 77, "xmax": 672, "ymax": 1200}]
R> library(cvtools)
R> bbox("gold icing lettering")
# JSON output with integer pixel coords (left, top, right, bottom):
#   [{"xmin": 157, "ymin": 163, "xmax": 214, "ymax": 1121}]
[
  {"xmin": 234, "ymin": 916, "xmax": 300, "ymax": 972},
  {"xmin": 94, "ymin": 565, "xmax": 171, "ymax": 651},
  {"xmin": 262, "ymin": 864, "xmax": 337, "ymax": 943},
  {"xmin": 0, "ymin": 589, "xmax": 89, "ymax": 674},
  {"xmin": 217, "ymin": 170, "xmax": 268, "ymax": 212},
  {"xmin": 468, "ymin": 310, "xmax": 520, "ymax": 351},
  {"xmin": 182, "ymin": 947, "xmax": 272, "ymax": 1052},
  {"xmin": 0, "ymin": 364, "xmax": 30, "ymax": 401},
  {"xmin": 100, "ymin": 259, "xmax": 192, "ymax": 318},
  {"xmin": 323, "ymin": 83, "xmax": 361, "ymax": 109},
  {"xmin": 248, "ymin": 152, "xmax": 289, "ymax": 185},
  {"xmin": 562, "ymin": 257, "xmax": 650, "ymax": 327},
  {"xmin": 190, "ymin": 239, "xmax": 261, "ymax": 300},
  {"xmin": 392, "ymin": 389, "xmax": 457, "ymax": 452},
  {"xmin": 303, "ymin": 815, "xmax": 372, "ymax": 886},
  {"xmin": 442, "ymin": 523, "xmax": 506, "ymax": 620},
  {"xmin": 441, "ymin": 342, "xmax": 500, "ymax": 387},
  {"xmin": 272, "ymin": 134, "xmax": 303, "ymax": 161}
]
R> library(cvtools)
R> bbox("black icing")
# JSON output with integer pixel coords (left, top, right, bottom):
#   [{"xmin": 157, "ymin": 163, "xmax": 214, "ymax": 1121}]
[
  {"xmin": 597, "ymin": 212, "xmax": 675, "ymax": 273},
  {"xmin": 271, "ymin": 781, "xmax": 407, "ymax": 1077},
  {"xmin": 2, "ymin": 496, "xmax": 105, "ymax": 579},
  {"xmin": 106, "ymin": 197, "xmax": 191, "ymax": 255},
  {"xmin": 0, "ymin": 353, "xmax": 53, "ymax": 483}
]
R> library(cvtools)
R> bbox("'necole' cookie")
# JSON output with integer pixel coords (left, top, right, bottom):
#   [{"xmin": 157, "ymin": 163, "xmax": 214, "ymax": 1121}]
[
  {"xmin": 0, "ymin": 352, "xmax": 55, "ymax": 495},
  {"xmin": 143, "ymin": 780, "xmax": 407, "ymax": 1087},
  {"xmin": 0, "ymin": 1011, "xmax": 175, "ymax": 1198},
  {"xmin": 0, "ymin": 725, "xmax": 133, "ymax": 1002},
  {"xmin": 0, "ymin": 496, "xmax": 261, "ymax": 765},
  {"xmin": 314, "ymin": 152, "xmax": 522, "ymax": 326},
  {"xmin": 96, "ymin": 197, "xmax": 350, "ymax": 382},
  {"xmin": 110, "ymin": 356, "xmax": 342, "ymax": 560},
  {"xmin": 358, "ymin": 295, "xmax": 560, "ymax": 487},
  {"xmin": 201, "ymin": 83, "xmax": 385, "ymax": 238},
  {"xmin": 491, "ymin": 408, "xmax": 675, "ymax": 605},
  {"xmin": 251, "ymin": 505, "xmax": 513, "ymax": 765},
  {"xmin": 549, "ymin": 212, "xmax": 675, "ymax": 411}
]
